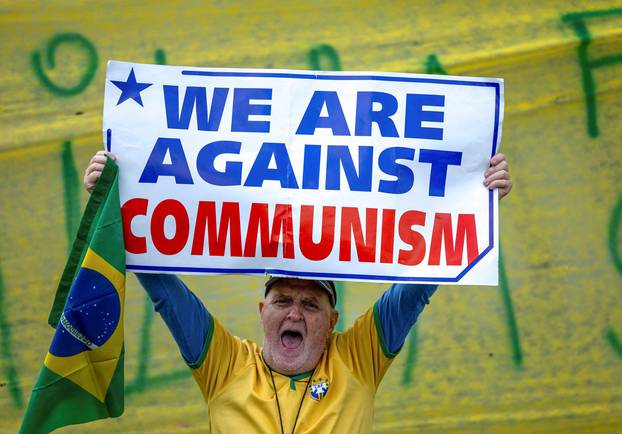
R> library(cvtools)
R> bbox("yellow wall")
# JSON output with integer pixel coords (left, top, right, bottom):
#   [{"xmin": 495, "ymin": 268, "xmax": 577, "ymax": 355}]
[{"xmin": 2, "ymin": 1, "xmax": 622, "ymax": 432}]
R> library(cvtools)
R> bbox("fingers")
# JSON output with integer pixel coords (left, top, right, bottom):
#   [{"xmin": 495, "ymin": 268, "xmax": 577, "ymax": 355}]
[
  {"xmin": 487, "ymin": 179, "xmax": 512, "ymax": 190},
  {"xmin": 84, "ymin": 171, "xmax": 102, "ymax": 193},
  {"xmin": 483, "ymin": 168, "xmax": 509, "ymax": 186},
  {"xmin": 85, "ymin": 162, "xmax": 105, "ymax": 177},
  {"xmin": 89, "ymin": 151, "xmax": 116, "ymax": 165},
  {"xmin": 483, "ymin": 170, "xmax": 512, "ymax": 199},
  {"xmin": 489, "ymin": 152, "xmax": 505, "ymax": 166},
  {"xmin": 485, "ymin": 158, "xmax": 508, "ymax": 178},
  {"xmin": 84, "ymin": 151, "xmax": 117, "ymax": 193},
  {"xmin": 484, "ymin": 152, "xmax": 512, "ymax": 199},
  {"xmin": 492, "ymin": 179, "xmax": 512, "ymax": 199}
]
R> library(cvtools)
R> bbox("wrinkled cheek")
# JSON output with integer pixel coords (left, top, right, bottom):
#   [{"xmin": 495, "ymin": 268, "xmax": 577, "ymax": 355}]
[
  {"xmin": 263, "ymin": 330, "xmax": 281, "ymax": 354},
  {"xmin": 307, "ymin": 333, "xmax": 328, "ymax": 355}
]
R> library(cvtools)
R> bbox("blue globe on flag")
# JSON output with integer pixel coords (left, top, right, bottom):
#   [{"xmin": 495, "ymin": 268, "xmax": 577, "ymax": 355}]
[{"xmin": 49, "ymin": 267, "xmax": 120, "ymax": 357}]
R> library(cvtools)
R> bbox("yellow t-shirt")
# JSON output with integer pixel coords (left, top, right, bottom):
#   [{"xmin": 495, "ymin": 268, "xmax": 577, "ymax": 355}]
[{"xmin": 190, "ymin": 305, "xmax": 393, "ymax": 433}]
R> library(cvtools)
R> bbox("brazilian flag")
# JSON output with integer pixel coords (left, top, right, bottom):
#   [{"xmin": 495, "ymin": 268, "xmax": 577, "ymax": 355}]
[{"xmin": 20, "ymin": 158, "xmax": 125, "ymax": 433}]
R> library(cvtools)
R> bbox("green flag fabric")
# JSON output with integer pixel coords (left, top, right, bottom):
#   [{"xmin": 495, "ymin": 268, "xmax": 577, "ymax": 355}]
[{"xmin": 20, "ymin": 158, "xmax": 125, "ymax": 433}]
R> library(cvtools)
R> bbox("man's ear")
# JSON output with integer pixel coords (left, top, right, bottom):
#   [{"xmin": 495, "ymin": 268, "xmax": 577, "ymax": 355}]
[
  {"xmin": 330, "ymin": 309, "xmax": 339, "ymax": 330},
  {"xmin": 259, "ymin": 301, "xmax": 265, "ymax": 315}
]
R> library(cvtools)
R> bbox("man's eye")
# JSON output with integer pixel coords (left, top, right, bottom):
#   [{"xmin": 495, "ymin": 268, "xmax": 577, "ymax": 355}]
[{"xmin": 304, "ymin": 301, "xmax": 319, "ymax": 310}]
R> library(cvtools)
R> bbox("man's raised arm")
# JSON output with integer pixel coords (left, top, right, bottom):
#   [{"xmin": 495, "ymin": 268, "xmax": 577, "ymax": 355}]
[
  {"xmin": 84, "ymin": 151, "xmax": 212, "ymax": 365},
  {"xmin": 135, "ymin": 274, "xmax": 211, "ymax": 365},
  {"xmin": 375, "ymin": 153, "xmax": 512, "ymax": 353}
]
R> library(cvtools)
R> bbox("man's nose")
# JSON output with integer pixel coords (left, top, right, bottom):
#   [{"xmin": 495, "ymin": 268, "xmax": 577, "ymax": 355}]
[{"xmin": 286, "ymin": 304, "xmax": 303, "ymax": 320}]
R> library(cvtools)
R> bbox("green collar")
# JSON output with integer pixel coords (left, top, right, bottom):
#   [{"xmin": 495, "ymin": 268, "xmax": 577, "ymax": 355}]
[{"xmin": 261, "ymin": 351, "xmax": 314, "ymax": 390}]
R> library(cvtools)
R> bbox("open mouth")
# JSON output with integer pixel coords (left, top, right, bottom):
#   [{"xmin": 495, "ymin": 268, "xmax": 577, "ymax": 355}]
[{"xmin": 281, "ymin": 330, "xmax": 303, "ymax": 350}]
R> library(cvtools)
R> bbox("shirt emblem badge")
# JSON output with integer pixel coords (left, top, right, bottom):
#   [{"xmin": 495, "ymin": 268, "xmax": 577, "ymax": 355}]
[{"xmin": 310, "ymin": 378, "xmax": 329, "ymax": 401}]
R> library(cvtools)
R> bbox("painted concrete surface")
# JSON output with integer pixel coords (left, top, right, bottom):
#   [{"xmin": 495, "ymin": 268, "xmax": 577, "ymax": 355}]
[{"xmin": 1, "ymin": 1, "xmax": 621, "ymax": 432}]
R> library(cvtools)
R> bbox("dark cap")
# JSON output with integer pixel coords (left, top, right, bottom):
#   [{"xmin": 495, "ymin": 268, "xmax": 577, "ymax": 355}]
[{"xmin": 264, "ymin": 276, "xmax": 337, "ymax": 307}]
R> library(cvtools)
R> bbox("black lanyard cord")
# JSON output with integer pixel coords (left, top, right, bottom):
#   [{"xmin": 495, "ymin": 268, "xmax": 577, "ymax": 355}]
[{"xmin": 268, "ymin": 366, "xmax": 315, "ymax": 434}]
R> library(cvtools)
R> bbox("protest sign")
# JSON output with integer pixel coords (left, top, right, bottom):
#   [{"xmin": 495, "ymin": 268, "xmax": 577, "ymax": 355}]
[{"xmin": 103, "ymin": 61, "xmax": 503, "ymax": 285}]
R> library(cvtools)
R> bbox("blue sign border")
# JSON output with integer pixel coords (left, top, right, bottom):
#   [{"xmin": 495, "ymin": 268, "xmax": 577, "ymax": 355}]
[{"xmin": 127, "ymin": 70, "xmax": 501, "ymax": 283}]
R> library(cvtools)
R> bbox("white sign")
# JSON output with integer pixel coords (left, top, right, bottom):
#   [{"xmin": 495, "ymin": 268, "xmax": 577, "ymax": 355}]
[{"xmin": 103, "ymin": 60, "xmax": 503, "ymax": 285}]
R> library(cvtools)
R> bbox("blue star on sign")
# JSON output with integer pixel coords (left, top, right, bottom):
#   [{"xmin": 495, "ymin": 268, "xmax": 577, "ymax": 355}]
[{"xmin": 111, "ymin": 68, "xmax": 152, "ymax": 106}]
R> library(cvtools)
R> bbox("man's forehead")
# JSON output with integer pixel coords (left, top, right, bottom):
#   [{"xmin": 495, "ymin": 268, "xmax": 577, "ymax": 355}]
[
  {"xmin": 273, "ymin": 278, "xmax": 321, "ymax": 288},
  {"xmin": 268, "ymin": 279, "xmax": 327, "ymax": 298}
]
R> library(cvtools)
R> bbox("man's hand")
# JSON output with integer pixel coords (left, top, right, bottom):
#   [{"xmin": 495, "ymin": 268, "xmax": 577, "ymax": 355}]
[
  {"xmin": 484, "ymin": 153, "xmax": 511, "ymax": 199},
  {"xmin": 84, "ymin": 151, "xmax": 116, "ymax": 194}
]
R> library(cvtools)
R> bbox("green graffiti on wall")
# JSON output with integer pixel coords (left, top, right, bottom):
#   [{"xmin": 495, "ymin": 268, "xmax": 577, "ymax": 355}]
[
  {"xmin": 154, "ymin": 49, "xmax": 167, "ymax": 65},
  {"xmin": 308, "ymin": 43, "xmax": 342, "ymax": 71},
  {"xmin": 606, "ymin": 193, "xmax": 622, "ymax": 359},
  {"xmin": 61, "ymin": 140, "xmax": 80, "ymax": 251},
  {"xmin": 0, "ymin": 262, "xmax": 23, "ymax": 408},
  {"xmin": 562, "ymin": 8, "xmax": 622, "ymax": 138},
  {"xmin": 423, "ymin": 54, "xmax": 447, "ymax": 75},
  {"xmin": 31, "ymin": 33, "xmax": 98, "ymax": 96},
  {"xmin": 499, "ymin": 248, "xmax": 523, "ymax": 368}
]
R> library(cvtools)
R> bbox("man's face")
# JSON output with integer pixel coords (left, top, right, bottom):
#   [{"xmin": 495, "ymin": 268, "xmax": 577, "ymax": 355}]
[{"xmin": 259, "ymin": 279, "xmax": 338, "ymax": 375}]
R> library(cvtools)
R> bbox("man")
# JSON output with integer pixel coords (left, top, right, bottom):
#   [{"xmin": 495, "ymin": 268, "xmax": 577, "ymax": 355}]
[{"xmin": 84, "ymin": 151, "xmax": 512, "ymax": 433}]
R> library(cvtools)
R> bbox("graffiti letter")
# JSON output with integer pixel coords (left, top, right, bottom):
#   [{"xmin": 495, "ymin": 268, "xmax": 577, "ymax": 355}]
[
  {"xmin": 0, "ymin": 262, "xmax": 24, "ymax": 407},
  {"xmin": 606, "ymin": 194, "xmax": 622, "ymax": 360},
  {"xmin": 562, "ymin": 9, "xmax": 622, "ymax": 137},
  {"xmin": 31, "ymin": 33, "xmax": 98, "ymax": 96},
  {"xmin": 308, "ymin": 43, "xmax": 342, "ymax": 71}
]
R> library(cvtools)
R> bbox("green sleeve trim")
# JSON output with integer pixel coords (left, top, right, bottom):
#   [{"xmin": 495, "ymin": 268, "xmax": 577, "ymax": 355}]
[
  {"xmin": 47, "ymin": 157, "xmax": 118, "ymax": 327},
  {"xmin": 187, "ymin": 313, "xmax": 214, "ymax": 369},
  {"xmin": 373, "ymin": 301, "xmax": 398, "ymax": 359}
]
